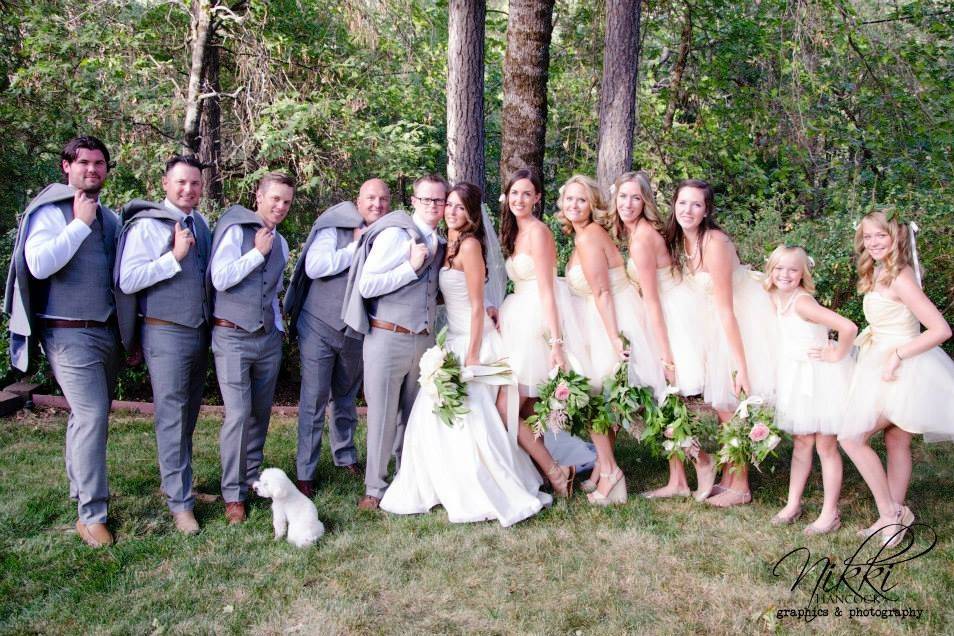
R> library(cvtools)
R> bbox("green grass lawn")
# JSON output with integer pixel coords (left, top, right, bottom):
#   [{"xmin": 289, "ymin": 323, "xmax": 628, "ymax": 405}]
[{"xmin": 1, "ymin": 409, "xmax": 952, "ymax": 635}]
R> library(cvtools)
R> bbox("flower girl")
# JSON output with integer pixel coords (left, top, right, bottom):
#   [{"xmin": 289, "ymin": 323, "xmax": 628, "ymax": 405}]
[
  {"xmin": 763, "ymin": 246, "xmax": 856, "ymax": 535},
  {"xmin": 839, "ymin": 209, "xmax": 954, "ymax": 547}
]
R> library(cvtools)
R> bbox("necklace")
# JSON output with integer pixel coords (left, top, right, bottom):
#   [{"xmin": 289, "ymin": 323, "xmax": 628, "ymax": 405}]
[
  {"xmin": 683, "ymin": 235, "xmax": 700, "ymax": 269},
  {"xmin": 775, "ymin": 290, "xmax": 800, "ymax": 315}
]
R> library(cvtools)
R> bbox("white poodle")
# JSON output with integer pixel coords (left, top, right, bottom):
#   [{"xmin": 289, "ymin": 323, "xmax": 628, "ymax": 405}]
[{"xmin": 252, "ymin": 468, "xmax": 325, "ymax": 548}]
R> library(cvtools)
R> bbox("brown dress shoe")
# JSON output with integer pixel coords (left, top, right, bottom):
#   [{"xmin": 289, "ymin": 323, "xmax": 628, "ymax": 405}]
[
  {"xmin": 357, "ymin": 495, "xmax": 381, "ymax": 511},
  {"xmin": 225, "ymin": 502, "xmax": 246, "ymax": 525},
  {"xmin": 296, "ymin": 480, "xmax": 315, "ymax": 498},
  {"xmin": 341, "ymin": 463, "xmax": 363, "ymax": 477},
  {"xmin": 172, "ymin": 510, "xmax": 200, "ymax": 535},
  {"xmin": 75, "ymin": 521, "xmax": 114, "ymax": 547}
]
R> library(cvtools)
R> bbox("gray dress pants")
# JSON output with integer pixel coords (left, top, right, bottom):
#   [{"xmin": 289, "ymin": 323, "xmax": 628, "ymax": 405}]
[
  {"xmin": 41, "ymin": 325, "xmax": 119, "ymax": 525},
  {"xmin": 142, "ymin": 323, "xmax": 209, "ymax": 512},
  {"xmin": 212, "ymin": 325, "xmax": 283, "ymax": 503},
  {"xmin": 295, "ymin": 311, "xmax": 362, "ymax": 481},
  {"xmin": 362, "ymin": 327, "xmax": 434, "ymax": 498}
]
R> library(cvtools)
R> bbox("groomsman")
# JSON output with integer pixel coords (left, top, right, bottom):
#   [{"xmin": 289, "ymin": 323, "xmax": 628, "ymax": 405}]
[
  {"xmin": 5, "ymin": 136, "xmax": 121, "ymax": 547},
  {"xmin": 209, "ymin": 172, "xmax": 293, "ymax": 524},
  {"xmin": 115, "ymin": 155, "xmax": 212, "ymax": 535},
  {"xmin": 342, "ymin": 174, "xmax": 447, "ymax": 510},
  {"xmin": 285, "ymin": 179, "xmax": 390, "ymax": 498}
]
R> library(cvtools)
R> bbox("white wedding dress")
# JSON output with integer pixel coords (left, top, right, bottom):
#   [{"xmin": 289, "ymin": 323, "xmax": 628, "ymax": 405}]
[{"xmin": 380, "ymin": 268, "xmax": 552, "ymax": 527}]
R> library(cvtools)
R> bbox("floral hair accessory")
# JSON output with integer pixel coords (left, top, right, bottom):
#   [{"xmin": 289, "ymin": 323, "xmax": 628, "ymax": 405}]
[
  {"xmin": 609, "ymin": 183, "xmax": 617, "ymax": 195},
  {"xmin": 558, "ymin": 184, "xmax": 566, "ymax": 195},
  {"xmin": 807, "ymin": 255, "xmax": 815, "ymax": 269},
  {"xmin": 498, "ymin": 193, "xmax": 506, "ymax": 203}
]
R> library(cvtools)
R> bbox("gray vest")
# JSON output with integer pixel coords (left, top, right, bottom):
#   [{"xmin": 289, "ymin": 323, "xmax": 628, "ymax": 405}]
[
  {"xmin": 303, "ymin": 227, "xmax": 354, "ymax": 331},
  {"xmin": 36, "ymin": 201, "xmax": 116, "ymax": 321},
  {"xmin": 211, "ymin": 207, "xmax": 286, "ymax": 333},
  {"xmin": 367, "ymin": 220, "xmax": 444, "ymax": 334},
  {"xmin": 140, "ymin": 214, "xmax": 211, "ymax": 328}
]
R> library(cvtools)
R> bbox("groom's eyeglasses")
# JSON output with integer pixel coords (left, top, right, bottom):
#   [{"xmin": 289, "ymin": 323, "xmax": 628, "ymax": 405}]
[{"xmin": 413, "ymin": 196, "xmax": 446, "ymax": 208}]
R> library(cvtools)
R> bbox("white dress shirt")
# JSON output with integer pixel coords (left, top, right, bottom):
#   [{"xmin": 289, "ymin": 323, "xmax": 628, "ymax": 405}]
[
  {"xmin": 24, "ymin": 198, "xmax": 117, "ymax": 319},
  {"xmin": 24, "ymin": 202, "xmax": 99, "ymax": 281},
  {"xmin": 305, "ymin": 226, "xmax": 359, "ymax": 279},
  {"xmin": 358, "ymin": 214, "xmax": 437, "ymax": 299},
  {"xmin": 210, "ymin": 223, "xmax": 288, "ymax": 332},
  {"xmin": 118, "ymin": 200, "xmax": 206, "ymax": 294}
]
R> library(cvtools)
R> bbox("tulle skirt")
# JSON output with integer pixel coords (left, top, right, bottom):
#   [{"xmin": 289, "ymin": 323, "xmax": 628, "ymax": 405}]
[
  {"xmin": 571, "ymin": 286, "xmax": 666, "ymax": 399},
  {"xmin": 658, "ymin": 268, "xmax": 706, "ymax": 396},
  {"xmin": 775, "ymin": 346, "xmax": 854, "ymax": 436},
  {"xmin": 699, "ymin": 269, "xmax": 778, "ymax": 412},
  {"xmin": 499, "ymin": 279, "xmax": 587, "ymax": 397},
  {"xmin": 839, "ymin": 339, "xmax": 954, "ymax": 442}
]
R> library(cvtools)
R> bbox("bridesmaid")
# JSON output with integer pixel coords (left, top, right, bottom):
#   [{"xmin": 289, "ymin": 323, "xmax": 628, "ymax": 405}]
[
  {"xmin": 497, "ymin": 168, "xmax": 584, "ymax": 496},
  {"xmin": 665, "ymin": 179, "xmax": 777, "ymax": 507},
  {"xmin": 611, "ymin": 171, "xmax": 715, "ymax": 500},
  {"xmin": 840, "ymin": 209, "xmax": 954, "ymax": 547},
  {"xmin": 559, "ymin": 174, "xmax": 663, "ymax": 504}
]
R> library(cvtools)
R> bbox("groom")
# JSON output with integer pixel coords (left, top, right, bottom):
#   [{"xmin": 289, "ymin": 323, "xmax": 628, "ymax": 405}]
[{"xmin": 342, "ymin": 174, "xmax": 447, "ymax": 510}]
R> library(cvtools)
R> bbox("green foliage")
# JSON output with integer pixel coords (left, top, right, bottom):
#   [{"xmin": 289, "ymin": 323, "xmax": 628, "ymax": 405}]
[
  {"xmin": 1, "ymin": 0, "xmax": 951, "ymax": 399},
  {"xmin": 525, "ymin": 368, "xmax": 593, "ymax": 437},
  {"xmin": 715, "ymin": 394, "xmax": 785, "ymax": 473},
  {"xmin": 423, "ymin": 327, "xmax": 470, "ymax": 427}
]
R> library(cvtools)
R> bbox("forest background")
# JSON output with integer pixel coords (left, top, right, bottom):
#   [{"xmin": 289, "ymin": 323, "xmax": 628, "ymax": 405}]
[{"xmin": 0, "ymin": 0, "xmax": 951, "ymax": 400}]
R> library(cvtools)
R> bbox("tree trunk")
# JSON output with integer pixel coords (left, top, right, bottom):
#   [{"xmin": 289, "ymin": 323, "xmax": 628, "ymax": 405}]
[
  {"xmin": 199, "ymin": 39, "xmax": 223, "ymax": 205},
  {"xmin": 500, "ymin": 0, "xmax": 555, "ymax": 196},
  {"xmin": 662, "ymin": 6, "xmax": 691, "ymax": 133},
  {"xmin": 446, "ymin": 0, "xmax": 486, "ymax": 194},
  {"xmin": 183, "ymin": 0, "xmax": 213, "ymax": 154},
  {"xmin": 596, "ymin": 0, "xmax": 642, "ymax": 190}
]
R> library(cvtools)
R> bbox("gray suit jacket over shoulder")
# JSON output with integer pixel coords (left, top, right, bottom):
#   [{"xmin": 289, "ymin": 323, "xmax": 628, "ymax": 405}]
[
  {"xmin": 113, "ymin": 199, "xmax": 212, "ymax": 350},
  {"xmin": 341, "ymin": 211, "xmax": 443, "ymax": 336},
  {"xmin": 4, "ymin": 183, "xmax": 119, "ymax": 371},
  {"xmin": 284, "ymin": 200, "xmax": 363, "ymax": 338}
]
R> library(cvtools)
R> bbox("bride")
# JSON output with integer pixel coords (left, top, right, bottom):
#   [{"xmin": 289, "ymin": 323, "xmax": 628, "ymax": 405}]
[{"xmin": 380, "ymin": 181, "xmax": 552, "ymax": 526}]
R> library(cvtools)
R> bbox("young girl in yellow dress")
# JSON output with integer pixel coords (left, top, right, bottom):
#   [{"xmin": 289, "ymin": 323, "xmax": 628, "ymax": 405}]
[
  {"xmin": 840, "ymin": 209, "xmax": 954, "ymax": 547},
  {"xmin": 764, "ymin": 246, "xmax": 856, "ymax": 535}
]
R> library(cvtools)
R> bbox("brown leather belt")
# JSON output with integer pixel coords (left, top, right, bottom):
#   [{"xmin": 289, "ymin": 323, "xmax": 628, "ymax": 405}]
[
  {"xmin": 143, "ymin": 317, "xmax": 176, "ymax": 326},
  {"xmin": 213, "ymin": 318, "xmax": 241, "ymax": 329},
  {"xmin": 370, "ymin": 318, "xmax": 426, "ymax": 335},
  {"xmin": 42, "ymin": 319, "xmax": 110, "ymax": 329}
]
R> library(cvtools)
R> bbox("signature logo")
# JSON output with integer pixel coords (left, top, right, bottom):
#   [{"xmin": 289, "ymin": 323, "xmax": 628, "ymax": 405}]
[{"xmin": 772, "ymin": 523, "xmax": 937, "ymax": 607}]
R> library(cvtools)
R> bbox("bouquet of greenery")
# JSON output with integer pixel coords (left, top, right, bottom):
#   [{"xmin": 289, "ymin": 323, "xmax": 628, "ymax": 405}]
[
  {"xmin": 526, "ymin": 368, "xmax": 594, "ymax": 437},
  {"xmin": 594, "ymin": 352, "xmax": 658, "ymax": 436},
  {"xmin": 636, "ymin": 387, "xmax": 718, "ymax": 462},
  {"xmin": 418, "ymin": 327, "xmax": 469, "ymax": 427},
  {"xmin": 715, "ymin": 392, "xmax": 784, "ymax": 472}
]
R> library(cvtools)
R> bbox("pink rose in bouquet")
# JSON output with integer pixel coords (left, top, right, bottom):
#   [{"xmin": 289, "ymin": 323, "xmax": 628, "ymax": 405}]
[
  {"xmin": 663, "ymin": 425, "xmax": 675, "ymax": 439},
  {"xmin": 749, "ymin": 422, "xmax": 770, "ymax": 442},
  {"xmin": 554, "ymin": 382, "xmax": 571, "ymax": 401}
]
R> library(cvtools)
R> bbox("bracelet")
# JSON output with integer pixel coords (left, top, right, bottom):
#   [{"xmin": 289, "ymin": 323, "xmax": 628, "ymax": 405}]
[
  {"xmin": 894, "ymin": 349, "xmax": 904, "ymax": 362},
  {"xmin": 547, "ymin": 337, "xmax": 564, "ymax": 346}
]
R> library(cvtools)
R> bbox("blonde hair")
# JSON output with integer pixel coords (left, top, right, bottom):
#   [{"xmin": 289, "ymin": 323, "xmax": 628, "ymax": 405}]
[
  {"xmin": 763, "ymin": 245, "xmax": 816, "ymax": 295},
  {"xmin": 555, "ymin": 174, "xmax": 611, "ymax": 236},
  {"xmin": 608, "ymin": 171, "xmax": 662, "ymax": 243},
  {"xmin": 854, "ymin": 207, "xmax": 912, "ymax": 293}
]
